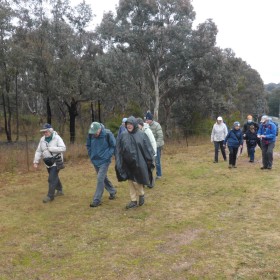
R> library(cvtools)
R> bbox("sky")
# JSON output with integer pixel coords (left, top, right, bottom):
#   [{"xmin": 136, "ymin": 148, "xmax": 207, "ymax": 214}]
[{"xmin": 71, "ymin": 0, "xmax": 280, "ymax": 84}]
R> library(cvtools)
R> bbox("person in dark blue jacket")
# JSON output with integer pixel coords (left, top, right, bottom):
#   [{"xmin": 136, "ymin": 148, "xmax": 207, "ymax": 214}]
[
  {"xmin": 257, "ymin": 115, "xmax": 277, "ymax": 170},
  {"xmin": 224, "ymin": 121, "xmax": 243, "ymax": 168},
  {"xmin": 244, "ymin": 125, "xmax": 258, "ymax": 163},
  {"xmin": 86, "ymin": 122, "xmax": 117, "ymax": 207}
]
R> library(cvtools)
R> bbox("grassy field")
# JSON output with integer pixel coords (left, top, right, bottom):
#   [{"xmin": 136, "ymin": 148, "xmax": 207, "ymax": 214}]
[{"xmin": 1, "ymin": 138, "xmax": 280, "ymax": 279}]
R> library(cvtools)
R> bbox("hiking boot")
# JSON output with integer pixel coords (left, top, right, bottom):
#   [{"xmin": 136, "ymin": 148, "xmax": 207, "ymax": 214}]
[
  {"xmin": 125, "ymin": 201, "xmax": 138, "ymax": 209},
  {"xmin": 213, "ymin": 161, "xmax": 218, "ymax": 163},
  {"xmin": 43, "ymin": 196, "xmax": 54, "ymax": 203},
  {"xmin": 109, "ymin": 190, "xmax": 117, "ymax": 200},
  {"xmin": 139, "ymin": 195, "xmax": 145, "ymax": 206},
  {"xmin": 54, "ymin": 190, "xmax": 64, "ymax": 197},
  {"xmin": 233, "ymin": 165, "xmax": 237, "ymax": 168},
  {"xmin": 228, "ymin": 165, "xmax": 232, "ymax": 169},
  {"xmin": 90, "ymin": 201, "xmax": 102, "ymax": 208},
  {"xmin": 156, "ymin": 176, "xmax": 161, "ymax": 180},
  {"xmin": 260, "ymin": 166, "xmax": 267, "ymax": 170}
]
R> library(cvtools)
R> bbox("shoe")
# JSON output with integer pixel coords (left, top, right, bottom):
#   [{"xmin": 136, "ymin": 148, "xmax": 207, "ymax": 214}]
[
  {"xmin": 90, "ymin": 201, "xmax": 102, "ymax": 207},
  {"xmin": 109, "ymin": 190, "xmax": 117, "ymax": 200},
  {"xmin": 139, "ymin": 195, "xmax": 145, "ymax": 206},
  {"xmin": 156, "ymin": 176, "xmax": 161, "ymax": 180},
  {"xmin": 213, "ymin": 161, "xmax": 218, "ymax": 163},
  {"xmin": 249, "ymin": 160, "xmax": 254, "ymax": 163},
  {"xmin": 267, "ymin": 166, "xmax": 272, "ymax": 170},
  {"xmin": 125, "ymin": 201, "xmax": 138, "ymax": 209},
  {"xmin": 260, "ymin": 166, "xmax": 267, "ymax": 170},
  {"xmin": 43, "ymin": 196, "xmax": 54, "ymax": 203},
  {"xmin": 54, "ymin": 190, "xmax": 64, "ymax": 197},
  {"xmin": 233, "ymin": 165, "xmax": 237, "ymax": 168},
  {"xmin": 228, "ymin": 165, "xmax": 232, "ymax": 169}
]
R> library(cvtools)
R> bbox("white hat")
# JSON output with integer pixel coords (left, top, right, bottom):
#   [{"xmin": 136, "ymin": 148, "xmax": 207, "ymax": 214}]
[{"xmin": 217, "ymin": 116, "xmax": 223, "ymax": 121}]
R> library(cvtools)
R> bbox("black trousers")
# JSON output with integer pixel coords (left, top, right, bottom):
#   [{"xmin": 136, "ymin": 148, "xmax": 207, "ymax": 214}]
[{"xmin": 228, "ymin": 146, "xmax": 239, "ymax": 166}]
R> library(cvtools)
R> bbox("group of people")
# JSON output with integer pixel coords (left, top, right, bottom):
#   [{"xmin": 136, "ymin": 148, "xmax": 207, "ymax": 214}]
[
  {"xmin": 33, "ymin": 112, "xmax": 165, "ymax": 209},
  {"xmin": 211, "ymin": 114, "xmax": 278, "ymax": 169}
]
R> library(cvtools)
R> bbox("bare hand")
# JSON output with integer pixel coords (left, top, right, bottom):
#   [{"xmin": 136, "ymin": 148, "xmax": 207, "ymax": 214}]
[{"xmin": 33, "ymin": 163, "xmax": 38, "ymax": 169}]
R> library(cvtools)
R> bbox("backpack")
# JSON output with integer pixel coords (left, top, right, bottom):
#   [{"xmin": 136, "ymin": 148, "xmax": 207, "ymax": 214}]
[{"xmin": 273, "ymin": 122, "xmax": 279, "ymax": 136}]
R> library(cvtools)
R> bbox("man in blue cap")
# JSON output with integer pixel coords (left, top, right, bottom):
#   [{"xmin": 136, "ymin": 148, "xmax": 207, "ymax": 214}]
[{"xmin": 86, "ymin": 122, "xmax": 117, "ymax": 207}]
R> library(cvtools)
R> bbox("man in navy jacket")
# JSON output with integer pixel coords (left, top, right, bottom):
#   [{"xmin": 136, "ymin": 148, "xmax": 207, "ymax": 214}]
[{"xmin": 257, "ymin": 115, "xmax": 277, "ymax": 169}]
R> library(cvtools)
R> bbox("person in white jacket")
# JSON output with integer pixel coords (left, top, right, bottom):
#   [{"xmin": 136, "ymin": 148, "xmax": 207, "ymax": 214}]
[
  {"xmin": 33, "ymin": 123, "xmax": 66, "ymax": 203},
  {"xmin": 211, "ymin": 116, "xmax": 228, "ymax": 163}
]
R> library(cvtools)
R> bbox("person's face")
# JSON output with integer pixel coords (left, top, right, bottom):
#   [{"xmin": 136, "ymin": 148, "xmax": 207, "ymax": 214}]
[
  {"xmin": 217, "ymin": 120, "xmax": 222, "ymax": 124},
  {"xmin": 43, "ymin": 130, "xmax": 52, "ymax": 137},
  {"xmin": 93, "ymin": 128, "xmax": 101, "ymax": 137},
  {"xmin": 138, "ymin": 124, "xmax": 143, "ymax": 130},
  {"xmin": 234, "ymin": 125, "xmax": 240, "ymax": 130},
  {"xmin": 126, "ymin": 122, "xmax": 134, "ymax": 132},
  {"xmin": 146, "ymin": 119, "xmax": 152, "ymax": 125}
]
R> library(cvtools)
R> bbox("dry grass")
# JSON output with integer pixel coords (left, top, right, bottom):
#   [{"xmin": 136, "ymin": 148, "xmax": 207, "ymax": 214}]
[{"xmin": 1, "ymin": 138, "xmax": 280, "ymax": 279}]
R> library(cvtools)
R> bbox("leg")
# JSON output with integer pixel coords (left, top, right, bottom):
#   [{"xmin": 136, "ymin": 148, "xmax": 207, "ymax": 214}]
[
  {"xmin": 219, "ymin": 141, "xmax": 227, "ymax": 161},
  {"xmin": 47, "ymin": 166, "xmax": 60, "ymax": 200},
  {"xmin": 266, "ymin": 142, "xmax": 275, "ymax": 168},
  {"xmin": 246, "ymin": 141, "xmax": 250, "ymax": 157},
  {"xmin": 249, "ymin": 146, "xmax": 255, "ymax": 162},
  {"xmin": 55, "ymin": 170, "xmax": 63, "ymax": 192},
  {"xmin": 232, "ymin": 147, "xmax": 238, "ymax": 166},
  {"xmin": 155, "ymin": 146, "xmax": 162, "ymax": 178},
  {"xmin": 213, "ymin": 141, "xmax": 219, "ymax": 162},
  {"xmin": 228, "ymin": 146, "xmax": 234, "ymax": 166},
  {"xmin": 92, "ymin": 163, "xmax": 110, "ymax": 203},
  {"xmin": 134, "ymin": 182, "xmax": 145, "ymax": 206},
  {"xmin": 126, "ymin": 180, "xmax": 138, "ymax": 209},
  {"xmin": 262, "ymin": 144, "xmax": 268, "ymax": 168}
]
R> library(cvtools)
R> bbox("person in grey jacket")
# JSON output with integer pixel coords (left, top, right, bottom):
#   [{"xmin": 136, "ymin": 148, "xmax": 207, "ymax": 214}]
[
  {"xmin": 33, "ymin": 123, "xmax": 66, "ymax": 203},
  {"xmin": 145, "ymin": 111, "xmax": 164, "ymax": 179},
  {"xmin": 211, "ymin": 116, "xmax": 228, "ymax": 163}
]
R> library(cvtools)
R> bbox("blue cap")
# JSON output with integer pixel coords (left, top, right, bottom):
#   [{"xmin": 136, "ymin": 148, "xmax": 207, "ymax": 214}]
[{"xmin": 40, "ymin": 123, "xmax": 52, "ymax": 132}]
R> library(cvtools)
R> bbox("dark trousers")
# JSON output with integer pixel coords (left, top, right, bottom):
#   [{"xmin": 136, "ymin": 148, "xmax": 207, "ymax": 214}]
[
  {"xmin": 47, "ymin": 166, "xmax": 63, "ymax": 199},
  {"xmin": 228, "ymin": 146, "xmax": 239, "ymax": 166},
  {"xmin": 214, "ymin": 141, "xmax": 226, "ymax": 162},
  {"xmin": 262, "ymin": 142, "xmax": 275, "ymax": 168},
  {"xmin": 248, "ymin": 146, "xmax": 256, "ymax": 161}
]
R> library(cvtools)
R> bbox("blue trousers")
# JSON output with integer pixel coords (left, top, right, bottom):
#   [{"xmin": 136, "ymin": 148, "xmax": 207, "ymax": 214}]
[
  {"xmin": 93, "ymin": 162, "xmax": 116, "ymax": 203},
  {"xmin": 156, "ymin": 147, "xmax": 162, "ymax": 177}
]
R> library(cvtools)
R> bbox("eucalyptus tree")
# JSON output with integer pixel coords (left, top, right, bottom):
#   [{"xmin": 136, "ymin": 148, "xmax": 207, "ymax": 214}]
[
  {"xmin": 98, "ymin": 0, "xmax": 195, "ymax": 121},
  {"xmin": 0, "ymin": 1, "xmax": 16, "ymax": 142}
]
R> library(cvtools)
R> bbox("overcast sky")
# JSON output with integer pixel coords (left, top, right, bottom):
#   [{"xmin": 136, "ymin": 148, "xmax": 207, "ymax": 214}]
[{"xmin": 71, "ymin": 0, "xmax": 280, "ymax": 84}]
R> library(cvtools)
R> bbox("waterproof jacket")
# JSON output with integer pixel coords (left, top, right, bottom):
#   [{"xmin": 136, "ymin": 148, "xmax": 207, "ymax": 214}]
[
  {"xmin": 141, "ymin": 123, "xmax": 157, "ymax": 156},
  {"xmin": 242, "ymin": 121, "xmax": 259, "ymax": 134},
  {"xmin": 148, "ymin": 120, "xmax": 164, "ymax": 148},
  {"xmin": 115, "ymin": 116, "xmax": 154, "ymax": 185},
  {"xmin": 257, "ymin": 121, "xmax": 277, "ymax": 144},
  {"xmin": 86, "ymin": 125, "xmax": 116, "ymax": 167},
  {"xmin": 244, "ymin": 129, "xmax": 258, "ymax": 147},
  {"xmin": 33, "ymin": 131, "xmax": 66, "ymax": 168},
  {"xmin": 224, "ymin": 129, "xmax": 243, "ymax": 148},
  {"xmin": 211, "ymin": 122, "xmax": 228, "ymax": 142}
]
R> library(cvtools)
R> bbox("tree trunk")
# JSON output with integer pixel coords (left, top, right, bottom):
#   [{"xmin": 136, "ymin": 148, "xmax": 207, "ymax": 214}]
[
  {"xmin": 15, "ymin": 71, "xmax": 19, "ymax": 141},
  {"xmin": 47, "ymin": 97, "xmax": 52, "ymax": 124},
  {"xmin": 65, "ymin": 98, "xmax": 78, "ymax": 144},
  {"xmin": 91, "ymin": 101, "xmax": 95, "ymax": 122}
]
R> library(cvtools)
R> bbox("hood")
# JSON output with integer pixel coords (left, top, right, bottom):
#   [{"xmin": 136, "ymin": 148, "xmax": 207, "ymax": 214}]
[{"xmin": 125, "ymin": 116, "xmax": 139, "ymax": 133}]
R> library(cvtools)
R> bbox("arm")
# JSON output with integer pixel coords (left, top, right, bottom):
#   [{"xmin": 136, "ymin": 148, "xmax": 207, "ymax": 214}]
[{"xmin": 48, "ymin": 135, "xmax": 66, "ymax": 154}]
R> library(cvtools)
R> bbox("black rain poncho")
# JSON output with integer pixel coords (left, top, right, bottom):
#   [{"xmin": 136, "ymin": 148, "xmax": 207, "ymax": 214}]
[{"xmin": 115, "ymin": 116, "xmax": 155, "ymax": 185}]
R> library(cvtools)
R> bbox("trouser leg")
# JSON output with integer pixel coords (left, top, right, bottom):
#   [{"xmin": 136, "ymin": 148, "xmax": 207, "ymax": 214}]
[
  {"xmin": 93, "ymin": 163, "xmax": 110, "ymax": 203},
  {"xmin": 47, "ymin": 166, "xmax": 59, "ymax": 199}
]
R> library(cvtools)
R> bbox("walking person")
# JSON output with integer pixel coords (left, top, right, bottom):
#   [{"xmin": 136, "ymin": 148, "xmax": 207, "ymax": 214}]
[
  {"xmin": 224, "ymin": 121, "xmax": 243, "ymax": 168},
  {"xmin": 242, "ymin": 114, "xmax": 260, "ymax": 156},
  {"xmin": 211, "ymin": 116, "xmax": 228, "ymax": 163},
  {"xmin": 115, "ymin": 116, "xmax": 155, "ymax": 209},
  {"xmin": 117, "ymin": 117, "xmax": 127, "ymax": 139},
  {"xmin": 257, "ymin": 115, "xmax": 277, "ymax": 170},
  {"xmin": 33, "ymin": 123, "xmax": 66, "ymax": 203},
  {"xmin": 86, "ymin": 122, "xmax": 117, "ymax": 207},
  {"xmin": 244, "ymin": 125, "xmax": 258, "ymax": 163},
  {"xmin": 145, "ymin": 111, "xmax": 164, "ymax": 179}
]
